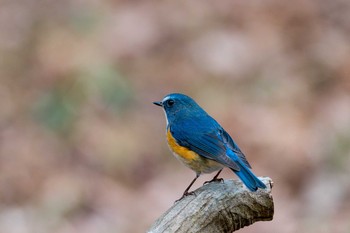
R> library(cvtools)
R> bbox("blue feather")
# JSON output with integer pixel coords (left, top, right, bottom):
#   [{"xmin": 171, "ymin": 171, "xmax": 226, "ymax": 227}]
[{"xmin": 227, "ymin": 150, "xmax": 266, "ymax": 191}]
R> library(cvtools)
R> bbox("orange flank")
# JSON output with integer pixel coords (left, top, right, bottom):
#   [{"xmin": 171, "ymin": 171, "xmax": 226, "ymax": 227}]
[
  {"xmin": 167, "ymin": 129, "xmax": 198, "ymax": 161},
  {"xmin": 166, "ymin": 128, "xmax": 223, "ymax": 174}
]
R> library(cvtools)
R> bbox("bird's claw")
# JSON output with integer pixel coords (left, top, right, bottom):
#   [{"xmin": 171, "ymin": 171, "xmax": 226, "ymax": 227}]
[
  {"xmin": 175, "ymin": 191, "xmax": 196, "ymax": 203},
  {"xmin": 203, "ymin": 177, "xmax": 224, "ymax": 185}
]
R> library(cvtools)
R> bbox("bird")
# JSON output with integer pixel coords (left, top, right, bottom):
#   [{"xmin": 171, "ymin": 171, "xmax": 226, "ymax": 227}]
[{"xmin": 153, "ymin": 93, "xmax": 266, "ymax": 200}]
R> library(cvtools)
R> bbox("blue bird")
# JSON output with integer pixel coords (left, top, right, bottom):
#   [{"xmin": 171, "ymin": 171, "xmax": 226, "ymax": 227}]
[{"xmin": 153, "ymin": 93, "xmax": 266, "ymax": 199}]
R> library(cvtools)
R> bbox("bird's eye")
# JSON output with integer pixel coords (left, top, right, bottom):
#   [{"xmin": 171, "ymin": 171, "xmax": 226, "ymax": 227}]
[{"xmin": 167, "ymin": 99, "xmax": 175, "ymax": 106}]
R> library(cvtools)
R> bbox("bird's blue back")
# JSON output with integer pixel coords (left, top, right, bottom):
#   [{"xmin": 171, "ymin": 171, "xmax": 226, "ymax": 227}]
[{"xmin": 165, "ymin": 94, "xmax": 251, "ymax": 171}]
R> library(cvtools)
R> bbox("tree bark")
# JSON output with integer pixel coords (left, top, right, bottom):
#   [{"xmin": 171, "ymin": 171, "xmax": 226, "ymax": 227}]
[{"xmin": 148, "ymin": 177, "xmax": 274, "ymax": 233}]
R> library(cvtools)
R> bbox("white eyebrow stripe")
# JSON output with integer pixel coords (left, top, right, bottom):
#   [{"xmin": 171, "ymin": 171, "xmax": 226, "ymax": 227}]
[{"xmin": 162, "ymin": 96, "xmax": 171, "ymax": 102}]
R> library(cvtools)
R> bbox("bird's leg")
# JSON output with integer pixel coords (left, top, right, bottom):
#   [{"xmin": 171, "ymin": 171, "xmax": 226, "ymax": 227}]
[
  {"xmin": 175, "ymin": 174, "xmax": 199, "ymax": 202},
  {"xmin": 204, "ymin": 169, "xmax": 224, "ymax": 185}
]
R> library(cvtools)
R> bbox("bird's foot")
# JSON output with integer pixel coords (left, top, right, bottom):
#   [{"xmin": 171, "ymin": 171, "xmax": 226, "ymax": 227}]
[
  {"xmin": 175, "ymin": 191, "xmax": 196, "ymax": 203},
  {"xmin": 203, "ymin": 177, "xmax": 224, "ymax": 185}
]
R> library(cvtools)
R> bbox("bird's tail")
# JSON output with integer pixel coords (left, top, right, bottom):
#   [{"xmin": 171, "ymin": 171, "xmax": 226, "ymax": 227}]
[{"xmin": 231, "ymin": 159, "xmax": 266, "ymax": 191}]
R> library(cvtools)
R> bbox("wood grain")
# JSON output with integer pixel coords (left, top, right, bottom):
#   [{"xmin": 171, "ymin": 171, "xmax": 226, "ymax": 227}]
[{"xmin": 148, "ymin": 177, "xmax": 274, "ymax": 233}]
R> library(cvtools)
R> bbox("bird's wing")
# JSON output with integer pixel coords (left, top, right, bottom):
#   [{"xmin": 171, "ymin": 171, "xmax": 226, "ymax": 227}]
[
  {"xmin": 170, "ymin": 118, "xmax": 251, "ymax": 171},
  {"xmin": 219, "ymin": 129, "xmax": 252, "ymax": 169}
]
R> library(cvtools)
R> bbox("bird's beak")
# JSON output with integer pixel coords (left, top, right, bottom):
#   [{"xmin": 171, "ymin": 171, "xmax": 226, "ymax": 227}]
[{"xmin": 153, "ymin": 101, "xmax": 163, "ymax": 107}]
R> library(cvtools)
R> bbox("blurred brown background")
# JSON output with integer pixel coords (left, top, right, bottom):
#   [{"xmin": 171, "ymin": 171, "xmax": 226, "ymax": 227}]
[{"xmin": 1, "ymin": 0, "xmax": 350, "ymax": 232}]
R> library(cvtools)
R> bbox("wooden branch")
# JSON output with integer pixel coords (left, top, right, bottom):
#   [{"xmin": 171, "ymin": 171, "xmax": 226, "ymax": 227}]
[{"xmin": 148, "ymin": 177, "xmax": 274, "ymax": 233}]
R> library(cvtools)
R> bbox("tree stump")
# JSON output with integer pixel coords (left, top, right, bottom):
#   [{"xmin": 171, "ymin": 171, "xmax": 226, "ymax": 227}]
[{"xmin": 148, "ymin": 177, "xmax": 274, "ymax": 233}]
